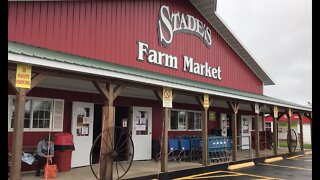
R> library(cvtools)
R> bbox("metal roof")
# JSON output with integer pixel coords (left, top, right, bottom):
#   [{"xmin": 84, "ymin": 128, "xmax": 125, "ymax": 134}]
[
  {"xmin": 8, "ymin": 42, "xmax": 311, "ymax": 112},
  {"xmin": 189, "ymin": 0, "xmax": 275, "ymax": 85}
]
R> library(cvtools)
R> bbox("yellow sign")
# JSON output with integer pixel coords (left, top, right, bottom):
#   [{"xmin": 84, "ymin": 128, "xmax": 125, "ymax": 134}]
[
  {"xmin": 203, "ymin": 94, "xmax": 209, "ymax": 108},
  {"xmin": 163, "ymin": 87, "xmax": 172, "ymax": 108},
  {"xmin": 16, "ymin": 64, "xmax": 32, "ymax": 88},
  {"xmin": 273, "ymin": 106, "xmax": 278, "ymax": 118}
]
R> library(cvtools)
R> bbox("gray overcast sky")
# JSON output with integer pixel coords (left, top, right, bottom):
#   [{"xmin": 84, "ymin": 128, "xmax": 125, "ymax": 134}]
[{"xmin": 216, "ymin": 0, "xmax": 312, "ymax": 107}]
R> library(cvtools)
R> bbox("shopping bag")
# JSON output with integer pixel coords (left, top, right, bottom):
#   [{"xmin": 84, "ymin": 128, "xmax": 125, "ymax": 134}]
[
  {"xmin": 44, "ymin": 163, "xmax": 58, "ymax": 179},
  {"xmin": 21, "ymin": 152, "xmax": 35, "ymax": 165}
]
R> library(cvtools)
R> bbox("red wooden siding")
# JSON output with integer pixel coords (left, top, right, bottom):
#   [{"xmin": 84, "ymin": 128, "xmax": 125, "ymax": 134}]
[{"xmin": 8, "ymin": 0, "xmax": 263, "ymax": 94}]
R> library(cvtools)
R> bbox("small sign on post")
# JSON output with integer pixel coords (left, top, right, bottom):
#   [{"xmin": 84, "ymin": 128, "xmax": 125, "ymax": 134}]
[
  {"xmin": 273, "ymin": 106, "xmax": 278, "ymax": 118},
  {"xmin": 288, "ymin": 108, "xmax": 292, "ymax": 117},
  {"xmin": 254, "ymin": 103, "xmax": 259, "ymax": 114},
  {"xmin": 203, "ymin": 94, "xmax": 209, "ymax": 108},
  {"xmin": 16, "ymin": 64, "xmax": 32, "ymax": 89},
  {"xmin": 162, "ymin": 87, "xmax": 172, "ymax": 108}
]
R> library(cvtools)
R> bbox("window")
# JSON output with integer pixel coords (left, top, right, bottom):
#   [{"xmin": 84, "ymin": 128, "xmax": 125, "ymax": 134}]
[
  {"xmin": 8, "ymin": 96, "xmax": 64, "ymax": 132},
  {"xmin": 170, "ymin": 109, "xmax": 201, "ymax": 130},
  {"xmin": 188, "ymin": 111, "xmax": 201, "ymax": 130}
]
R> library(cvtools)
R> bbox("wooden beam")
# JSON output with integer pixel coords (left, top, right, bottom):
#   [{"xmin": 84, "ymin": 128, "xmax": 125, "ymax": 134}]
[
  {"xmin": 227, "ymin": 101, "xmax": 239, "ymax": 161},
  {"xmin": 297, "ymin": 112, "xmax": 304, "ymax": 151},
  {"xmin": 10, "ymin": 88, "xmax": 27, "ymax": 180},
  {"xmin": 8, "ymin": 70, "xmax": 19, "ymax": 94},
  {"xmin": 227, "ymin": 101, "xmax": 239, "ymax": 113},
  {"xmin": 27, "ymin": 73, "xmax": 46, "ymax": 93},
  {"xmin": 286, "ymin": 109, "xmax": 292, "ymax": 152},
  {"xmin": 153, "ymin": 90, "xmax": 163, "ymax": 102},
  {"xmin": 113, "ymin": 85, "xmax": 125, "ymax": 99},
  {"xmin": 272, "ymin": 115, "xmax": 278, "ymax": 154},
  {"xmin": 201, "ymin": 107, "xmax": 208, "ymax": 166},
  {"xmin": 161, "ymin": 107, "xmax": 169, "ymax": 172},
  {"xmin": 92, "ymin": 81, "xmax": 110, "ymax": 101},
  {"xmin": 196, "ymin": 96, "xmax": 204, "ymax": 108},
  {"xmin": 99, "ymin": 105, "xmax": 115, "ymax": 180},
  {"xmin": 255, "ymin": 112, "xmax": 260, "ymax": 158}
]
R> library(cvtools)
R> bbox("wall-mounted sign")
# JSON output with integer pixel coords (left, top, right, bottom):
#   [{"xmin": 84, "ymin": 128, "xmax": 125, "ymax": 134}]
[
  {"xmin": 16, "ymin": 64, "xmax": 32, "ymax": 88},
  {"xmin": 136, "ymin": 5, "xmax": 222, "ymax": 81},
  {"xmin": 162, "ymin": 87, "xmax": 173, "ymax": 108},
  {"xmin": 158, "ymin": 5, "xmax": 212, "ymax": 48},
  {"xmin": 203, "ymin": 94, "xmax": 209, "ymax": 108},
  {"xmin": 209, "ymin": 111, "xmax": 216, "ymax": 121},
  {"xmin": 137, "ymin": 42, "xmax": 222, "ymax": 80}
]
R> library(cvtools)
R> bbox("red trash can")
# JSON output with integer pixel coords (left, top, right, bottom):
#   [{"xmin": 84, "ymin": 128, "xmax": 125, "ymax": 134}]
[{"xmin": 54, "ymin": 133, "xmax": 75, "ymax": 172}]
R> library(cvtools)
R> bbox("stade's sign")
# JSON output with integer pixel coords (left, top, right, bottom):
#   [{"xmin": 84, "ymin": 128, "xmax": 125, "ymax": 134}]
[
  {"xmin": 158, "ymin": 5, "xmax": 212, "ymax": 48},
  {"xmin": 136, "ymin": 5, "xmax": 221, "ymax": 81}
]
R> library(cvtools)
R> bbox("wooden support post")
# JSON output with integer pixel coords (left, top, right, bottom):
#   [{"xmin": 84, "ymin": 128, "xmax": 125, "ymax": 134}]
[
  {"xmin": 286, "ymin": 109, "xmax": 292, "ymax": 152},
  {"xmin": 10, "ymin": 88, "xmax": 27, "ymax": 180},
  {"xmin": 202, "ymin": 107, "xmax": 208, "ymax": 166},
  {"xmin": 252, "ymin": 103, "xmax": 260, "ymax": 158},
  {"xmin": 92, "ymin": 82, "xmax": 124, "ymax": 180},
  {"xmin": 99, "ymin": 105, "xmax": 115, "ymax": 180},
  {"xmin": 196, "ymin": 95, "xmax": 211, "ymax": 166},
  {"xmin": 227, "ymin": 102, "xmax": 239, "ymax": 161},
  {"xmin": 255, "ymin": 113, "xmax": 260, "ymax": 158},
  {"xmin": 310, "ymin": 113, "xmax": 312, "ymax": 147},
  {"xmin": 262, "ymin": 111, "xmax": 265, "ymax": 131},
  {"xmin": 161, "ymin": 107, "xmax": 169, "ymax": 172},
  {"xmin": 154, "ymin": 89, "xmax": 174, "ymax": 172},
  {"xmin": 298, "ymin": 112, "xmax": 304, "ymax": 151},
  {"xmin": 269, "ymin": 106, "xmax": 279, "ymax": 155},
  {"xmin": 8, "ymin": 70, "xmax": 45, "ymax": 180},
  {"xmin": 273, "ymin": 115, "xmax": 278, "ymax": 154}
]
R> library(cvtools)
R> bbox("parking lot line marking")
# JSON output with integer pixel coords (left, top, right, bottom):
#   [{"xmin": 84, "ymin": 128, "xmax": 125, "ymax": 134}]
[
  {"xmin": 174, "ymin": 171, "xmax": 224, "ymax": 180},
  {"xmin": 175, "ymin": 170, "xmax": 278, "ymax": 180},
  {"xmin": 286, "ymin": 155, "xmax": 303, "ymax": 159},
  {"xmin": 232, "ymin": 171, "xmax": 283, "ymax": 180},
  {"xmin": 181, "ymin": 174, "xmax": 241, "ymax": 179},
  {"xmin": 258, "ymin": 163, "xmax": 312, "ymax": 171}
]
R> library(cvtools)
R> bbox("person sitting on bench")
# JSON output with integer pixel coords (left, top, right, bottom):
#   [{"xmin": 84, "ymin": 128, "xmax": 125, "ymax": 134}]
[{"xmin": 35, "ymin": 135, "xmax": 54, "ymax": 176}]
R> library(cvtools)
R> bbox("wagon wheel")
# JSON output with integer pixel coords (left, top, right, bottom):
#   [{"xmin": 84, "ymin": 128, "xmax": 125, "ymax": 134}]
[
  {"xmin": 90, "ymin": 126, "xmax": 134, "ymax": 180},
  {"xmin": 287, "ymin": 129, "xmax": 297, "ymax": 153}
]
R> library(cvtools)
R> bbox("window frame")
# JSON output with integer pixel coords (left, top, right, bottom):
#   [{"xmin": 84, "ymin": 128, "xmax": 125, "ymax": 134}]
[
  {"xmin": 187, "ymin": 110, "xmax": 202, "ymax": 131},
  {"xmin": 8, "ymin": 95, "xmax": 64, "ymax": 132},
  {"xmin": 169, "ymin": 109, "xmax": 202, "ymax": 131}
]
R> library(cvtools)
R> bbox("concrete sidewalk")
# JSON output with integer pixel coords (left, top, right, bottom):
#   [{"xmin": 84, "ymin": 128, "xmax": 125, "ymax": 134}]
[{"xmin": 19, "ymin": 147, "xmax": 304, "ymax": 180}]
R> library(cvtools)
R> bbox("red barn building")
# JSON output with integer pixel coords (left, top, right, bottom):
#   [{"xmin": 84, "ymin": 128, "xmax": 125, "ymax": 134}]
[{"xmin": 8, "ymin": 0, "xmax": 311, "ymax": 179}]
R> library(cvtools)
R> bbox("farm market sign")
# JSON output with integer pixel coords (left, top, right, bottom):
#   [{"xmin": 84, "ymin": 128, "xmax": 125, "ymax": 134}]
[{"xmin": 136, "ymin": 5, "xmax": 222, "ymax": 81}]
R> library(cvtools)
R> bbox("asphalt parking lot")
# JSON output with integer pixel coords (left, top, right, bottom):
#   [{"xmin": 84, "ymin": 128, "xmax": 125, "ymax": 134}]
[{"xmin": 175, "ymin": 152, "xmax": 312, "ymax": 180}]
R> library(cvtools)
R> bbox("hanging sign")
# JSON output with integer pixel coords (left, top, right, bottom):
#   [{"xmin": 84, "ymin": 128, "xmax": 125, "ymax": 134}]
[
  {"xmin": 273, "ymin": 106, "xmax": 278, "ymax": 118},
  {"xmin": 16, "ymin": 64, "xmax": 32, "ymax": 88},
  {"xmin": 203, "ymin": 94, "xmax": 210, "ymax": 108},
  {"xmin": 162, "ymin": 87, "xmax": 172, "ymax": 108}
]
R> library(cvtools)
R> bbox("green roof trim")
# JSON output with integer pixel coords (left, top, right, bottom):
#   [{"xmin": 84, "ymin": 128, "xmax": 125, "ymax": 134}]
[{"xmin": 8, "ymin": 41, "xmax": 311, "ymax": 111}]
